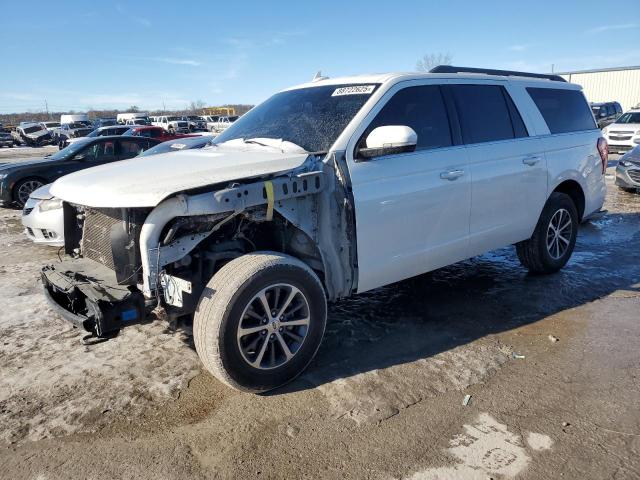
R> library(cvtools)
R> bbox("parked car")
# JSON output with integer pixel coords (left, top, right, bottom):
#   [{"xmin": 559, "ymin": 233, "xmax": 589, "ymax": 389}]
[
  {"xmin": 93, "ymin": 117, "xmax": 117, "ymax": 128},
  {"xmin": 615, "ymin": 144, "xmax": 640, "ymax": 192},
  {"xmin": 117, "ymin": 112, "xmax": 149, "ymax": 125},
  {"xmin": 602, "ymin": 108, "xmax": 640, "ymax": 154},
  {"xmin": 0, "ymin": 128, "xmax": 17, "ymax": 148},
  {"xmin": 62, "ymin": 125, "xmax": 132, "ymax": 148},
  {"xmin": 180, "ymin": 115, "xmax": 207, "ymax": 132},
  {"xmin": 152, "ymin": 116, "xmax": 190, "ymax": 134},
  {"xmin": 40, "ymin": 121, "xmax": 61, "ymax": 132},
  {"xmin": 14, "ymin": 123, "xmax": 53, "ymax": 146},
  {"xmin": 125, "ymin": 118, "xmax": 150, "ymax": 126},
  {"xmin": 21, "ymin": 184, "xmax": 64, "ymax": 246},
  {"xmin": 0, "ymin": 135, "xmax": 161, "ymax": 207},
  {"xmin": 210, "ymin": 115, "xmax": 238, "ymax": 133},
  {"xmin": 52, "ymin": 122, "xmax": 94, "ymax": 149},
  {"xmin": 201, "ymin": 115, "xmax": 220, "ymax": 132},
  {"xmin": 591, "ymin": 102, "xmax": 622, "ymax": 129},
  {"xmin": 42, "ymin": 67, "xmax": 606, "ymax": 393},
  {"xmin": 123, "ymin": 125, "xmax": 196, "ymax": 142}
]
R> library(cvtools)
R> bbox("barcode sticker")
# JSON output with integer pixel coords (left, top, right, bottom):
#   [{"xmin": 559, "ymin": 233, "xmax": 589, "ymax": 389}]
[{"xmin": 332, "ymin": 85, "xmax": 376, "ymax": 96}]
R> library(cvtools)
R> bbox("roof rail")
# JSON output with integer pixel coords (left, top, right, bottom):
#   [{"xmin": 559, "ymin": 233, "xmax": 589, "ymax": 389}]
[{"xmin": 429, "ymin": 65, "xmax": 566, "ymax": 82}]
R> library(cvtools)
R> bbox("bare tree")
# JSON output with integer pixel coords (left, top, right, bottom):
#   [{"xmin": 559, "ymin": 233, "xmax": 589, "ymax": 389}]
[
  {"xmin": 189, "ymin": 100, "xmax": 207, "ymax": 113},
  {"xmin": 416, "ymin": 53, "xmax": 453, "ymax": 72},
  {"xmin": 128, "ymin": 105, "xmax": 140, "ymax": 113}
]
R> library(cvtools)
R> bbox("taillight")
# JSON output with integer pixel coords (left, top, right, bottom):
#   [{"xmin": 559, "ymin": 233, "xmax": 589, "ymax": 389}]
[{"xmin": 597, "ymin": 137, "xmax": 608, "ymax": 174}]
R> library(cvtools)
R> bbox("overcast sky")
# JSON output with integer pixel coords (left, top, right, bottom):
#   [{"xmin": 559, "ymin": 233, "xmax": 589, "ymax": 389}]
[{"xmin": 0, "ymin": 0, "xmax": 639, "ymax": 113}]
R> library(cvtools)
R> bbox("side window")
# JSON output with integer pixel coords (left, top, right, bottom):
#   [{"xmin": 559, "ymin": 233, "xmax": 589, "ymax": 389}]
[
  {"xmin": 118, "ymin": 139, "xmax": 144, "ymax": 159},
  {"xmin": 450, "ymin": 84, "xmax": 516, "ymax": 144},
  {"xmin": 84, "ymin": 141, "xmax": 115, "ymax": 161},
  {"xmin": 527, "ymin": 88, "xmax": 596, "ymax": 134},
  {"xmin": 361, "ymin": 85, "xmax": 452, "ymax": 151}
]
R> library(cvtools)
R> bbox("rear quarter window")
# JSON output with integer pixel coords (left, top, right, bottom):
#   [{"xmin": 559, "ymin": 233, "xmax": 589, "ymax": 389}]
[{"xmin": 527, "ymin": 88, "xmax": 596, "ymax": 134}]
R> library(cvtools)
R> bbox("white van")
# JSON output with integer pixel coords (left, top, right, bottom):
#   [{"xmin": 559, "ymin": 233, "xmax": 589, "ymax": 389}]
[{"xmin": 60, "ymin": 114, "xmax": 89, "ymax": 125}]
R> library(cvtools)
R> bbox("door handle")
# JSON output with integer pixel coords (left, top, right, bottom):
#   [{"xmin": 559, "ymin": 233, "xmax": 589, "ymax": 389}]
[
  {"xmin": 440, "ymin": 169, "xmax": 465, "ymax": 181},
  {"xmin": 522, "ymin": 155, "xmax": 541, "ymax": 166}
]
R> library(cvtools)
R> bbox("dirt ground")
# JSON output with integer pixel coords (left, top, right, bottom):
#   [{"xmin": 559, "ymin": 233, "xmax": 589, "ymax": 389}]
[{"xmin": 0, "ymin": 147, "xmax": 638, "ymax": 479}]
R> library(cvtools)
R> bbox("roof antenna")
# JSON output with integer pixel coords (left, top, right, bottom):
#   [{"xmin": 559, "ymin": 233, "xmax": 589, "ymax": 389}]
[{"xmin": 312, "ymin": 71, "xmax": 328, "ymax": 82}]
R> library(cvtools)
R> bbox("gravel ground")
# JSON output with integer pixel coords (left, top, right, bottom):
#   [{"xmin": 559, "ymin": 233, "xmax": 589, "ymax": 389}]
[{"xmin": 0, "ymin": 147, "xmax": 638, "ymax": 479}]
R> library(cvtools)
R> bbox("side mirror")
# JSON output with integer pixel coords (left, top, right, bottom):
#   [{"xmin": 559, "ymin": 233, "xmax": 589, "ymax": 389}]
[
  {"xmin": 73, "ymin": 153, "xmax": 87, "ymax": 161},
  {"xmin": 358, "ymin": 125, "xmax": 418, "ymax": 160}
]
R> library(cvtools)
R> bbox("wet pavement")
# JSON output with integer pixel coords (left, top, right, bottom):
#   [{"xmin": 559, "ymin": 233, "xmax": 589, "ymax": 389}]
[{"xmin": 0, "ymin": 148, "xmax": 639, "ymax": 479}]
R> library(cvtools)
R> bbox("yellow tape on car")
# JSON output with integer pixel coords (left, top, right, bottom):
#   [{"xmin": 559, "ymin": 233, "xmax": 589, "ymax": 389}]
[{"xmin": 264, "ymin": 180, "xmax": 274, "ymax": 221}]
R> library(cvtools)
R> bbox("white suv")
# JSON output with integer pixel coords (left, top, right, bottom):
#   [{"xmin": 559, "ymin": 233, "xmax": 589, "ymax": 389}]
[
  {"xmin": 602, "ymin": 108, "xmax": 640, "ymax": 154},
  {"xmin": 43, "ymin": 66, "xmax": 606, "ymax": 393}
]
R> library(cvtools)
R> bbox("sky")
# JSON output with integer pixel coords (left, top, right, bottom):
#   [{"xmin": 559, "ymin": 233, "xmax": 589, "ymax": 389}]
[{"xmin": 0, "ymin": 0, "xmax": 639, "ymax": 114}]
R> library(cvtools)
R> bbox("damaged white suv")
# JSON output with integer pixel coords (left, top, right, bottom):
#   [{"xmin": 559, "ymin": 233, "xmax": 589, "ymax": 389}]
[{"xmin": 42, "ymin": 67, "xmax": 607, "ymax": 392}]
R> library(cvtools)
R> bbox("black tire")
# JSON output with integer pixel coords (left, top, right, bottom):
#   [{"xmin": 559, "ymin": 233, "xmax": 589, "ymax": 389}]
[
  {"xmin": 516, "ymin": 192, "xmax": 579, "ymax": 274},
  {"xmin": 12, "ymin": 177, "xmax": 45, "ymax": 208},
  {"xmin": 194, "ymin": 252, "xmax": 327, "ymax": 393}
]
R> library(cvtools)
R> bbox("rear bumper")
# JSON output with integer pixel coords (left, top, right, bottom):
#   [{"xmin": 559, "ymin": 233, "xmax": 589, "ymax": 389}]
[{"xmin": 42, "ymin": 258, "xmax": 148, "ymax": 336}]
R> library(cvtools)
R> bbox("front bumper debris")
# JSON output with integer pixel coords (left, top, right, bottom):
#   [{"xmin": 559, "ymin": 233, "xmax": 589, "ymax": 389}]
[{"xmin": 42, "ymin": 258, "xmax": 147, "ymax": 337}]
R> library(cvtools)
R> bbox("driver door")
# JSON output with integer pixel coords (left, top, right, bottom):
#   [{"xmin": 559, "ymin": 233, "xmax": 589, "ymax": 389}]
[{"xmin": 347, "ymin": 82, "xmax": 471, "ymax": 292}]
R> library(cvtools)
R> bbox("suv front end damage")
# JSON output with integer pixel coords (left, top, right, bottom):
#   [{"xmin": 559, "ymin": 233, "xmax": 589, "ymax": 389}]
[{"xmin": 42, "ymin": 154, "xmax": 356, "ymax": 339}]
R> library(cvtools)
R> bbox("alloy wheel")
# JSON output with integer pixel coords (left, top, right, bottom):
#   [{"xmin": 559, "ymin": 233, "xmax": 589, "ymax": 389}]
[
  {"xmin": 237, "ymin": 283, "xmax": 310, "ymax": 370},
  {"xmin": 17, "ymin": 180, "xmax": 44, "ymax": 206},
  {"xmin": 546, "ymin": 208, "xmax": 572, "ymax": 260}
]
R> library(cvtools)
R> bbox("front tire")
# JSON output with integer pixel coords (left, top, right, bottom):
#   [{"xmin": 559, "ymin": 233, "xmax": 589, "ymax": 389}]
[
  {"xmin": 13, "ymin": 178, "xmax": 44, "ymax": 208},
  {"xmin": 194, "ymin": 252, "xmax": 327, "ymax": 393},
  {"xmin": 516, "ymin": 192, "xmax": 579, "ymax": 274}
]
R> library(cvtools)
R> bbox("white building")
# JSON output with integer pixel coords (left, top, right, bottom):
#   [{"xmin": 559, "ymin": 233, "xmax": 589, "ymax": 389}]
[{"xmin": 558, "ymin": 66, "xmax": 640, "ymax": 112}]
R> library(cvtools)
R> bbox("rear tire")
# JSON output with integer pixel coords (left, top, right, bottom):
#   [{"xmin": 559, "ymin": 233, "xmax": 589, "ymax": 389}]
[
  {"xmin": 194, "ymin": 252, "xmax": 327, "ymax": 393},
  {"xmin": 516, "ymin": 192, "xmax": 578, "ymax": 274}
]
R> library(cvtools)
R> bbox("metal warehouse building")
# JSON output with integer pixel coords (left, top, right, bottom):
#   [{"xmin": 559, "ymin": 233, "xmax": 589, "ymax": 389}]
[{"xmin": 558, "ymin": 66, "xmax": 640, "ymax": 112}]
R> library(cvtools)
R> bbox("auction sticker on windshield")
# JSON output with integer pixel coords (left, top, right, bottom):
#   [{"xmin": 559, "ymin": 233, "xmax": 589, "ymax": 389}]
[{"xmin": 332, "ymin": 85, "xmax": 376, "ymax": 96}]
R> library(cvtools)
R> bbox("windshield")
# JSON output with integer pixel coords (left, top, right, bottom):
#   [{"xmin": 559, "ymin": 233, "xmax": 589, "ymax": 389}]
[
  {"xmin": 214, "ymin": 84, "xmax": 379, "ymax": 152},
  {"xmin": 167, "ymin": 116, "xmax": 180, "ymax": 121},
  {"xmin": 49, "ymin": 139, "xmax": 91, "ymax": 160},
  {"xmin": 23, "ymin": 126, "xmax": 45, "ymax": 134},
  {"xmin": 615, "ymin": 112, "xmax": 640, "ymax": 124},
  {"xmin": 44, "ymin": 122, "xmax": 60, "ymax": 127},
  {"xmin": 69, "ymin": 122, "xmax": 88, "ymax": 129},
  {"xmin": 139, "ymin": 136, "xmax": 211, "ymax": 156}
]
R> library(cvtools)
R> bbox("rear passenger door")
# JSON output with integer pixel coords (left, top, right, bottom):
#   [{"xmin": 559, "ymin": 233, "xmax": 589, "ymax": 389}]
[
  {"xmin": 449, "ymin": 83, "xmax": 547, "ymax": 256},
  {"xmin": 347, "ymin": 82, "xmax": 471, "ymax": 292}
]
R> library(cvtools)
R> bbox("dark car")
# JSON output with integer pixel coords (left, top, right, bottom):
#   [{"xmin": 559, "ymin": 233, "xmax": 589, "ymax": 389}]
[
  {"xmin": 138, "ymin": 135, "xmax": 213, "ymax": 156},
  {"xmin": 0, "ymin": 129, "xmax": 17, "ymax": 148},
  {"xmin": 61, "ymin": 125, "xmax": 132, "ymax": 148},
  {"xmin": 591, "ymin": 102, "xmax": 622, "ymax": 129},
  {"xmin": 0, "ymin": 136, "xmax": 161, "ymax": 207}
]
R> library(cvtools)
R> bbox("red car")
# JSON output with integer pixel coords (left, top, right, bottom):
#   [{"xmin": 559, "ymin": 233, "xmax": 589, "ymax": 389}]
[{"xmin": 123, "ymin": 126, "xmax": 197, "ymax": 142}]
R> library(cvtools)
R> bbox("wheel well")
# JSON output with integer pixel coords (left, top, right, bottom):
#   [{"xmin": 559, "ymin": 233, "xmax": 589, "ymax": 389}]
[{"xmin": 553, "ymin": 180, "xmax": 585, "ymax": 220}]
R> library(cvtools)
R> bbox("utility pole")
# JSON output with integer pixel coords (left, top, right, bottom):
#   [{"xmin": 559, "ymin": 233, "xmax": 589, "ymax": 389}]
[
  {"xmin": 45, "ymin": 99, "xmax": 50, "ymax": 119},
  {"xmin": 163, "ymin": 101, "xmax": 166, "ymax": 113},
  {"xmin": 551, "ymin": 64, "xmax": 555, "ymax": 73}
]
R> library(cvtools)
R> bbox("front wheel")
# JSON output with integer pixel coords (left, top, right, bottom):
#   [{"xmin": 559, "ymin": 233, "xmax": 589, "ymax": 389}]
[
  {"xmin": 516, "ymin": 192, "xmax": 579, "ymax": 274},
  {"xmin": 13, "ymin": 178, "xmax": 44, "ymax": 208},
  {"xmin": 194, "ymin": 252, "xmax": 327, "ymax": 393}
]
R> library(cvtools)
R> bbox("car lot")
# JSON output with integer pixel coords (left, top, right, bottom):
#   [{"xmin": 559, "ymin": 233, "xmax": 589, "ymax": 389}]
[{"xmin": 0, "ymin": 147, "xmax": 638, "ymax": 479}]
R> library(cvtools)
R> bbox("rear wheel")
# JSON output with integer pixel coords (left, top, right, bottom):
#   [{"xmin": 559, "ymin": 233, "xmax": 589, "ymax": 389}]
[
  {"xmin": 516, "ymin": 192, "xmax": 578, "ymax": 274},
  {"xmin": 13, "ymin": 178, "xmax": 44, "ymax": 208},
  {"xmin": 194, "ymin": 252, "xmax": 327, "ymax": 393}
]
